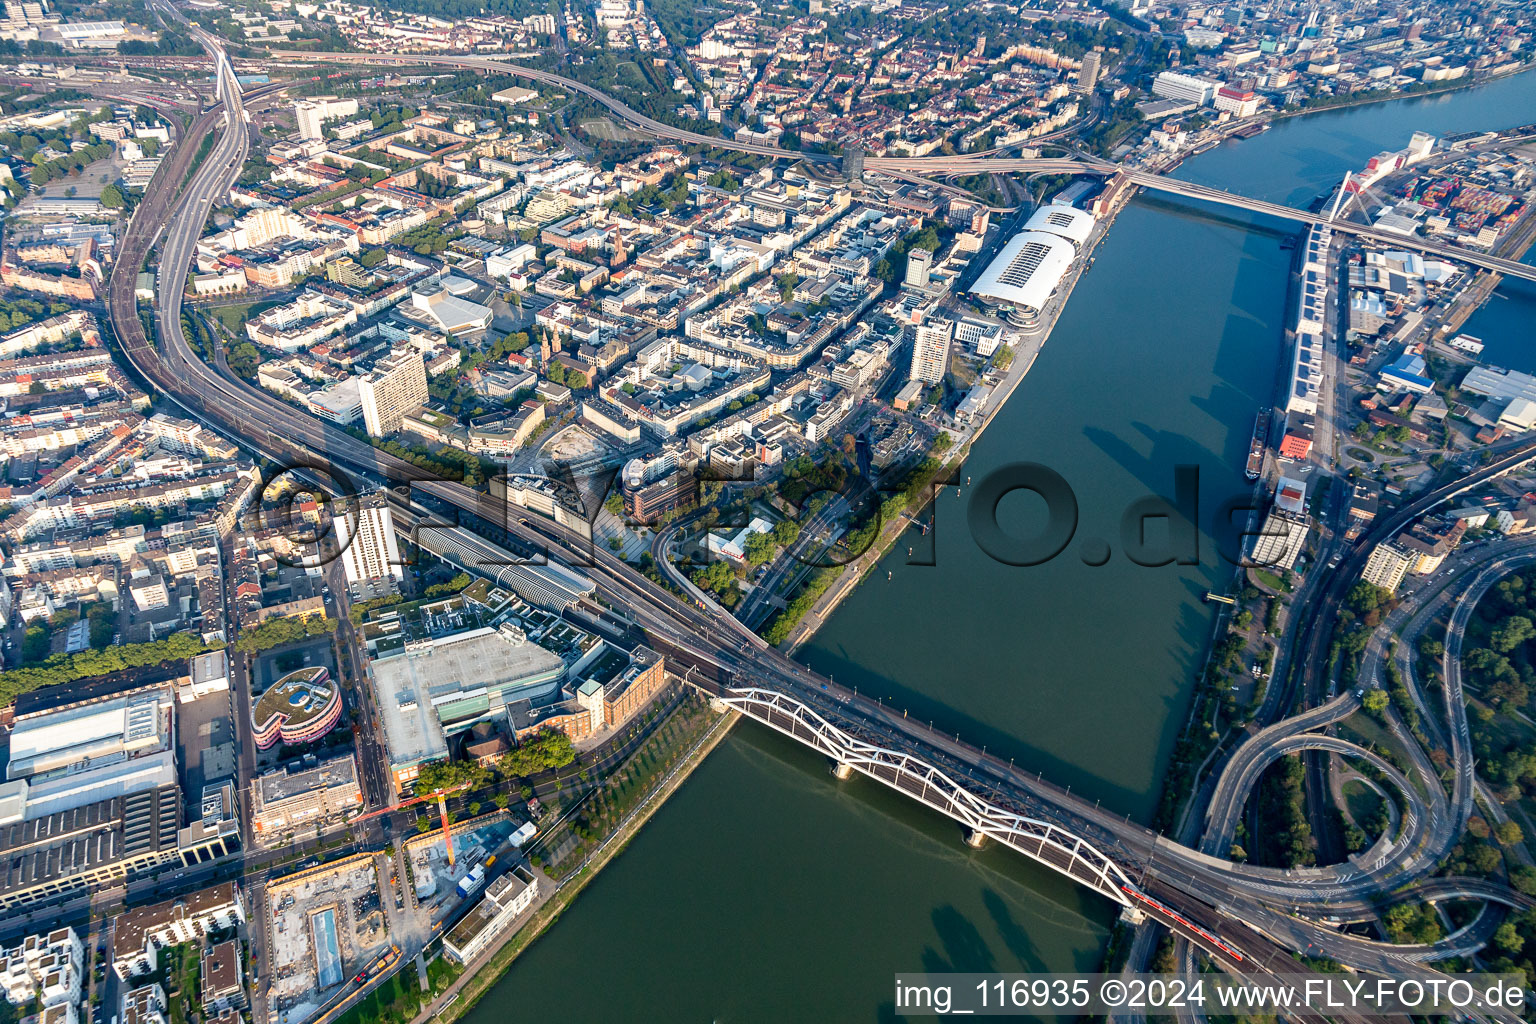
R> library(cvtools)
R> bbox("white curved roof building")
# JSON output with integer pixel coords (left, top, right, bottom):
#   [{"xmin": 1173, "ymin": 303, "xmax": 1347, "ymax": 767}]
[
  {"xmin": 1022, "ymin": 204, "xmax": 1096, "ymax": 250},
  {"xmin": 969, "ymin": 231, "xmax": 1077, "ymax": 314}
]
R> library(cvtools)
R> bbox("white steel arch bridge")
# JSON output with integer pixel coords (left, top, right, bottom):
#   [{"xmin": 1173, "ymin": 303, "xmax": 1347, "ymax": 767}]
[{"xmin": 712, "ymin": 686, "xmax": 1137, "ymax": 907}]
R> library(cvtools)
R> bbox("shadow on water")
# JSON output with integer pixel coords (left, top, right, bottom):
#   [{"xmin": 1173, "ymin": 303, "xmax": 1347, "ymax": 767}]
[
  {"xmin": 923, "ymin": 904, "xmax": 1001, "ymax": 973},
  {"xmin": 728, "ymin": 725, "xmax": 1119, "ymax": 924},
  {"xmin": 1081, "ymin": 422, "xmax": 1216, "ymax": 500},
  {"xmin": 873, "ymin": 895, "xmax": 1058, "ymax": 1023},
  {"xmin": 1131, "ymin": 192, "xmax": 1294, "ymax": 239},
  {"xmin": 798, "ymin": 642, "xmax": 1163, "ymax": 817}
]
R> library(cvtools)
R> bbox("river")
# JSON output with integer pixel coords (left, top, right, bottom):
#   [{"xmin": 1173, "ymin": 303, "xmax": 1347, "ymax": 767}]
[{"xmin": 461, "ymin": 69, "xmax": 1536, "ymax": 1022}]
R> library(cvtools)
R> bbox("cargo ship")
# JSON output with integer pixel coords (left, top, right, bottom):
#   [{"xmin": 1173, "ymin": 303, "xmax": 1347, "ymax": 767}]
[{"xmin": 1245, "ymin": 408, "xmax": 1269, "ymax": 480}]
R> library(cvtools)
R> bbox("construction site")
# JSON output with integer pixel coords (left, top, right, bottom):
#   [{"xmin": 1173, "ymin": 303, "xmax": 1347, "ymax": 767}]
[
  {"xmin": 265, "ymin": 857, "xmax": 394, "ymax": 1024},
  {"xmin": 404, "ymin": 816, "xmax": 519, "ymax": 914}
]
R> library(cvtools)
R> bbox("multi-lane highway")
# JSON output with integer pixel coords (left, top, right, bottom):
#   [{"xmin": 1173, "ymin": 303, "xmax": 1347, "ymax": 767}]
[
  {"xmin": 253, "ymin": 50, "xmax": 1536, "ymax": 283},
  {"xmin": 95, "ymin": 26, "xmax": 1536, "ymax": 1008}
]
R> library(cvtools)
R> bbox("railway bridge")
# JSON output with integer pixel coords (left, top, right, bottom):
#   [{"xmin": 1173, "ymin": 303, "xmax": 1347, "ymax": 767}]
[
  {"xmin": 1124, "ymin": 171, "xmax": 1536, "ymax": 284},
  {"xmin": 709, "ymin": 686, "xmax": 1138, "ymax": 906}
]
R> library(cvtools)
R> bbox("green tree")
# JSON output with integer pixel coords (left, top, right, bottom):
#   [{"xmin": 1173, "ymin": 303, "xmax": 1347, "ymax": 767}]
[
  {"xmin": 414, "ymin": 758, "xmax": 488, "ymax": 794},
  {"xmin": 99, "ymin": 183, "xmax": 124, "ymax": 208},
  {"xmin": 227, "ymin": 342, "xmax": 261, "ymax": 377},
  {"xmin": 776, "ymin": 272, "xmax": 799, "ymax": 302},
  {"xmin": 1494, "ymin": 921, "xmax": 1525, "ymax": 955},
  {"xmin": 424, "ymin": 572, "xmax": 473, "ymax": 598},
  {"xmin": 743, "ymin": 530, "xmax": 777, "ymax": 568},
  {"xmin": 1383, "ymin": 903, "xmax": 1443, "ymax": 944},
  {"xmin": 234, "ymin": 613, "xmax": 337, "ymax": 654},
  {"xmin": 498, "ymin": 729, "xmax": 576, "ymax": 777},
  {"xmin": 1491, "ymin": 616, "xmax": 1536, "ymax": 654},
  {"xmin": 4, "ymin": 631, "xmax": 221, "ymax": 702}
]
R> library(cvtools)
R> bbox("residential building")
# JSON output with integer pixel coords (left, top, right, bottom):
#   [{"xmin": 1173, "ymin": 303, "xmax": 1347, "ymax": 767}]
[
  {"xmin": 112, "ymin": 883, "xmax": 246, "ymax": 980},
  {"xmin": 1397, "ymin": 516, "xmax": 1466, "ymax": 575},
  {"xmin": 442, "ymin": 867, "xmax": 539, "ymax": 964},
  {"xmin": 909, "ymin": 321, "xmax": 951, "ymax": 385},
  {"xmin": 120, "ymin": 985, "xmax": 167, "ymax": 1024},
  {"xmin": 336, "ymin": 494, "xmax": 404, "ymax": 590},
  {"xmin": 358, "ymin": 347, "xmax": 428, "ymax": 438},
  {"xmin": 294, "ymin": 97, "xmax": 360, "ymax": 140},
  {"xmin": 904, "ymin": 247, "xmax": 933, "ymax": 289},
  {"xmin": 1361, "ymin": 541, "xmax": 1413, "ymax": 595},
  {"xmin": 1078, "ymin": 51, "xmax": 1101, "ymax": 92},
  {"xmin": 199, "ymin": 942, "xmax": 245, "ymax": 1014},
  {"xmin": 0, "ymin": 928, "xmax": 82, "ymax": 1008}
]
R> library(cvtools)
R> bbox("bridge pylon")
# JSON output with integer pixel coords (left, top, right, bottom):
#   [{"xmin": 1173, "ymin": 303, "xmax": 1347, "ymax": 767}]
[{"xmin": 1326, "ymin": 171, "xmax": 1354, "ymax": 222}]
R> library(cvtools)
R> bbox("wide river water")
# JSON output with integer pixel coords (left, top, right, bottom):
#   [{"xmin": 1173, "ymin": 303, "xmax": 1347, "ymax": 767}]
[{"xmin": 462, "ymin": 71, "xmax": 1536, "ymax": 1022}]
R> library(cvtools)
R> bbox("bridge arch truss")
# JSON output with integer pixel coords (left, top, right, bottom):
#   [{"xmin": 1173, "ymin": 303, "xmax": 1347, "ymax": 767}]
[{"xmin": 714, "ymin": 687, "xmax": 1135, "ymax": 906}]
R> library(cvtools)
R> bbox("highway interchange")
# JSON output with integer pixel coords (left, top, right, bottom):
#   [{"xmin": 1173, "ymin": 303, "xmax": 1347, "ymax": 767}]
[
  {"xmin": 89, "ymin": 23, "xmax": 1536, "ymax": 1021},
  {"xmin": 255, "ymin": 49, "xmax": 1536, "ymax": 284}
]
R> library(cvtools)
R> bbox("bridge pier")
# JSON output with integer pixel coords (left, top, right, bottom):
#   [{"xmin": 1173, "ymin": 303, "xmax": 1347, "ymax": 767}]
[
  {"xmin": 964, "ymin": 828, "xmax": 990, "ymax": 850},
  {"xmin": 1119, "ymin": 905, "xmax": 1147, "ymax": 926},
  {"xmin": 831, "ymin": 761, "xmax": 856, "ymax": 780}
]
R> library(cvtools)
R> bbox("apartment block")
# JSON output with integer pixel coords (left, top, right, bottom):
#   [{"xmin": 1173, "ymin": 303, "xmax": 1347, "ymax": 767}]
[{"xmin": 358, "ymin": 346, "xmax": 428, "ymax": 437}]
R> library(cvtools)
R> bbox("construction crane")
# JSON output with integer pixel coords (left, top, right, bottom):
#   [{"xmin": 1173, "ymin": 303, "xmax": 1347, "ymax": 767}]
[{"xmin": 437, "ymin": 791, "xmax": 454, "ymax": 868}]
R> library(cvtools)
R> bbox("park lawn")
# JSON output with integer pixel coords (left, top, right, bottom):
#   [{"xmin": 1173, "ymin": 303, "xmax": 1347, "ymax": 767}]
[
  {"xmin": 1340, "ymin": 778, "xmax": 1384, "ymax": 829},
  {"xmin": 1336, "ymin": 712, "xmax": 1437, "ymax": 805},
  {"xmin": 207, "ymin": 297, "xmax": 284, "ymax": 335},
  {"xmin": 1253, "ymin": 569, "xmax": 1289, "ymax": 592}
]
